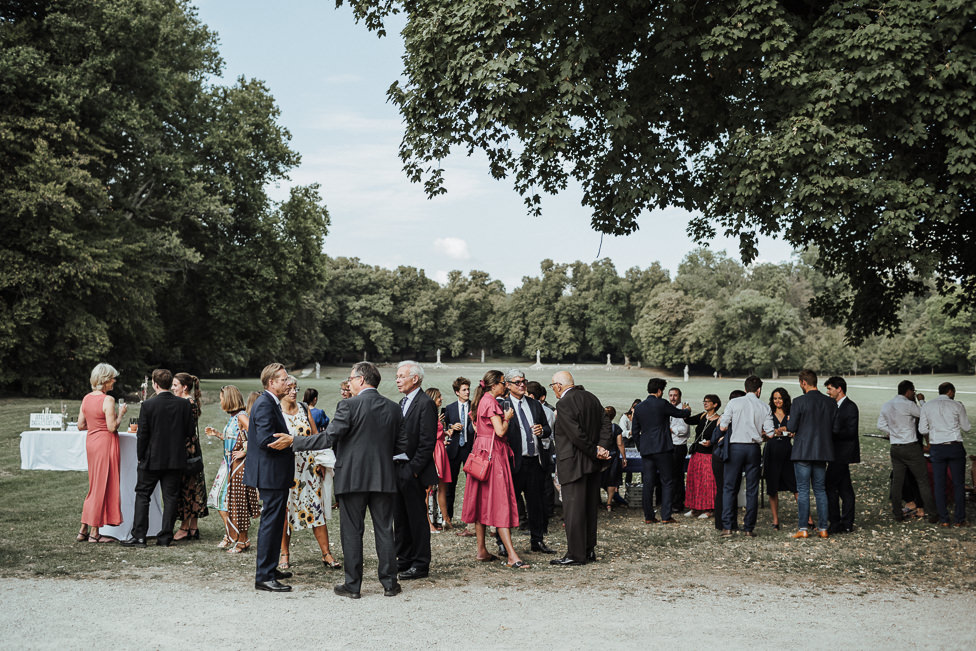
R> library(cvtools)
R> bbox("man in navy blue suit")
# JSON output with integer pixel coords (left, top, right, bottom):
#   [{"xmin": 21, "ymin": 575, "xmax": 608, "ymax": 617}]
[
  {"xmin": 243, "ymin": 362, "xmax": 295, "ymax": 592},
  {"xmin": 443, "ymin": 376, "xmax": 475, "ymax": 526},
  {"xmin": 632, "ymin": 378, "xmax": 691, "ymax": 524}
]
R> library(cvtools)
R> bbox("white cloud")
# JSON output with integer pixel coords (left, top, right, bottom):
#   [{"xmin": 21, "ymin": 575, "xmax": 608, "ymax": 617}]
[
  {"xmin": 433, "ymin": 270, "xmax": 450, "ymax": 285},
  {"xmin": 433, "ymin": 237, "xmax": 470, "ymax": 261}
]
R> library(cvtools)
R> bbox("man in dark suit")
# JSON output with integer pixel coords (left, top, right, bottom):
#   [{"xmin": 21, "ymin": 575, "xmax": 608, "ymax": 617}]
[
  {"xmin": 242, "ymin": 362, "xmax": 295, "ymax": 592},
  {"xmin": 272, "ymin": 361, "xmax": 408, "ymax": 598},
  {"xmin": 632, "ymin": 378, "xmax": 691, "ymax": 524},
  {"xmin": 498, "ymin": 369, "xmax": 554, "ymax": 553},
  {"xmin": 393, "ymin": 360, "xmax": 437, "ymax": 580},
  {"xmin": 787, "ymin": 369, "xmax": 836, "ymax": 539},
  {"xmin": 548, "ymin": 371, "xmax": 613, "ymax": 566},
  {"xmin": 443, "ymin": 376, "xmax": 475, "ymax": 528},
  {"xmin": 122, "ymin": 368, "xmax": 193, "ymax": 548},
  {"xmin": 825, "ymin": 376, "xmax": 860, "ymax": 534}
]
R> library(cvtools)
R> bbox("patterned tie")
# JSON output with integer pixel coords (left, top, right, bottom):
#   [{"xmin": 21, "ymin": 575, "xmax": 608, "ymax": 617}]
[
  {"xmin": 518, "ymin": 400, "xmax": 535, "ymax": 456},
  {"xmin": 459, "ymin": 403, "xmax": 467, "ymax": 446},
  {"xmin": 400, "ymin": 396, "xmax": 408, "ymax": 415}
]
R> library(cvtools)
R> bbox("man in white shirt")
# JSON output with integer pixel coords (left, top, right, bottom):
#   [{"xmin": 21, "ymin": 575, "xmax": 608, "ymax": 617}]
[
  {"xmin": 717, "ymin": 376, "xmax": 773, "ymax": 537},
  {"xmin": 919, "ymin": 382, "xmax": 970, "ymax": 526},
  {"xmin": 668, "ymin": 387, "xmax": 690, "ymax": 515},
  {"xmin": 877, "ymin": 380, "xmax": 936, "ymax": 523}
]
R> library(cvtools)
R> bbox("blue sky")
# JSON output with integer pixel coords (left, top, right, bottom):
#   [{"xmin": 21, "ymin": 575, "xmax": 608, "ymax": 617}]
[{"xmin": 193, "ymin": 0, "xmax": 795, "ymax": 290}]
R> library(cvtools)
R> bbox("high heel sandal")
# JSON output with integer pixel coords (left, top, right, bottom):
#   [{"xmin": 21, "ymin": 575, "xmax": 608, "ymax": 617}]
[
  {"xmin": 217, "ymin": 535, "xmax": 232, "ymax": 549},
  {"xmin": 76, "ymin": 527, "xmax": 90, "ymax": 543},
  {"xmin": 227, "ymin": 539, "xmax": 250, "ymax": 554},
  {"xmin": 278, "ymin": 553, "xmax": 290, "ymax": 570},
  {"xmin": 173, "ymin": 528, "xmax": 190, "ymax": 541},
  {"xmin": 188, "ymin": 529, "xmax": 200, "ymax": 540},
  {"xmin": 322, "ymin": 552, "xmax": 341, "ymax": 569}
]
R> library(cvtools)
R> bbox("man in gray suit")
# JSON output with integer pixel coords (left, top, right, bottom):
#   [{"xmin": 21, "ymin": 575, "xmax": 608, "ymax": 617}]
[{"xmin": 271, "ymin": 362, "xmax": 408, "ymax": 599}]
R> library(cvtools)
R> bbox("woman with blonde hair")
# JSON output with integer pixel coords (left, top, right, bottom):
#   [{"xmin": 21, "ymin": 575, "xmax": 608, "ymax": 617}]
[
  {"xmin": 460, "ymin": 370, "xmax": 528, "ymax": 568},
  {"xmin": 205, "ymin": 385, "xmax": 259, "ymax": 550},
  {"xmin": 279, "ymin": 376, "xmax": 340, "ymax": 569},
  {"xmin": 76, "ymin": 363, "xmax": 127, "ymax": 543},
  {"xmin": 172, "ymin": 372, "xmax": 208, "ymax": 540}
]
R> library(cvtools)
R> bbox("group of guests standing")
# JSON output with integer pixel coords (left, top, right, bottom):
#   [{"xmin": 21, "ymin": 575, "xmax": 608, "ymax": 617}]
[
  {"xmin": 629, "ymin": 371, "xmax": 863, "ymax": 537},
  {"xmin": 75, "ymin": 365, "xmax": 207, "ymax": 546}
]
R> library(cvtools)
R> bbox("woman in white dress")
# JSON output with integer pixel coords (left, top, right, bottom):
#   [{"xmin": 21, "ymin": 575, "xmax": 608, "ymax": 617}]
[{"xmin": 278, "ymin": 376, "xmax": 340, "ymax": 569}]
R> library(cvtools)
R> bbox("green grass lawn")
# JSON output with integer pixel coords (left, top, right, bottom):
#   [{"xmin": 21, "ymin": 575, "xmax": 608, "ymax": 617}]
[{"xmin": 1, "ymin": 363, "xmax": 973, "ymax": 589}]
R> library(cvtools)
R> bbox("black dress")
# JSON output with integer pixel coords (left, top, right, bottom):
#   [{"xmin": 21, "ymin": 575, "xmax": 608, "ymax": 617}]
[
  {"xmin": 600, "ymin": 424, "xmax": 624, "ymax": 489},
  {"xmin": 762, "ymin": 414, "xmax": 797, "ymax": 495}
]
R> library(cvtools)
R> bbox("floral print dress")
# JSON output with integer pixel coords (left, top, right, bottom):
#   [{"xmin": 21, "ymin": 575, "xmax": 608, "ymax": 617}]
[{"xmin": 284, "ymin": 405, "xmax": 331, "ymax": 530}]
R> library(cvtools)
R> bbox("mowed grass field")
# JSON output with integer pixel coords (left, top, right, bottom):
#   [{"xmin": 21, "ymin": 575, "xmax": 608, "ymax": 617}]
[{"xmin": 1, "ymin": 363, "xmax": 974, "ymax": 591}]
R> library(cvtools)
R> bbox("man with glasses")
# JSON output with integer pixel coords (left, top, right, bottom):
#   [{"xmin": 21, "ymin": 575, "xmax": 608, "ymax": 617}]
[
  {"xmin": 498, "ymin": 370, "xmax": 554, "ymax": 554},
  {"xmin": 271, "ymin": 362, "xmax": 408, "ymax": 598}
]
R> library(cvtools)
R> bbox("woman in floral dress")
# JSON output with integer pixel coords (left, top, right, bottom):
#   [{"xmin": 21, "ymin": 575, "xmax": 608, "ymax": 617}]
[
  {"xmin": 279, "ymin": 376, "xmax": 340, "ymax": 569},
  {"xmin": 173, "ymin": 372, "xmax": 208, "ymax": 540}
]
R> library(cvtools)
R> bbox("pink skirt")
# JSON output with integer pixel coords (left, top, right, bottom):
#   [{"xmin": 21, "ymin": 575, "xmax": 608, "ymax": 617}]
[
  {"xmin": 460, "ymin": 435, "xmax": 518, "ymax": 528},
  {"xmin": 685, "ymin": 452, "xmax": 716, "ymax": 510}
]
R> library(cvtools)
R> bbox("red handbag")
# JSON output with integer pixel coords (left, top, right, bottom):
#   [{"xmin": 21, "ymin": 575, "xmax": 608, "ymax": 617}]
[{"xmin": 463, "ymin": 434, "xmax": 495, "ymax": 481}]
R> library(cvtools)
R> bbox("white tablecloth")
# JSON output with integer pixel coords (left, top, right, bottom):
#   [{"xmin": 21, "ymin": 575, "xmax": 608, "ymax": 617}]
[{"xmin": 20, "ymin": 430, "xmax": 162, "ymax": 540}]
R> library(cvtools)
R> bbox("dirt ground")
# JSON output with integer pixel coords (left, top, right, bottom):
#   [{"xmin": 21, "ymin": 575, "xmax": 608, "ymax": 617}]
[{"xmin": 3, "ymin": 571, "xmax": 974, "ymax": 649}]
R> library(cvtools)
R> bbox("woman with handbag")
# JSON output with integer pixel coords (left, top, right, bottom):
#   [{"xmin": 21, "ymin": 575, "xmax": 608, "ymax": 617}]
[
  {"xmin": 682, "ymin": 394, "xmax": 722, "ymax": 518},
  {"xmin": 279, "ymin": 376, "xmax": 340, "ymax": 570},
  {"xmin": 460, "ymin": 370, "xmax": 529, "ymax": 569},
  {"xmin": 205, "ymin": 385, "xmax": 260, "ymax": 551}
]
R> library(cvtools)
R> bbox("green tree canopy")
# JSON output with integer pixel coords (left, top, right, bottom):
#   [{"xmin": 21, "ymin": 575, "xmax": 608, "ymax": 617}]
[{"xmin": 341, "ymin": 0, "xmax": 976, "ymax": 342}]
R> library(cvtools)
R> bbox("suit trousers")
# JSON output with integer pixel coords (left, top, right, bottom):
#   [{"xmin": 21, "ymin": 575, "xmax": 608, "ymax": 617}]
[
  {"xmin": 722, "ymin": 444, "xmax": 760, "ymax": 532},
  {"xmin": 825, "ymin": 461, "xmax": 855, "ymax": 530},
  {"xmin": 711, "ymin": 454, "xmax": 730, "ymax": 531},
  {"xmin": 561, "ymin": 470, "xmax": 601, "ymax": 562},
  {"xmin": 394, "ymin": 469, "xmax": 431, "ymax": 572},
  {"xmin": 445, "ymin": 453, "xmax": 464, "ymax": 521},
  {"xmin": 889, "ymin": 443, "xmax": 935, "ymax": 520},
  {"xmin": 929, "ymin": 443, "xmax": 967, "ymax": 524},
  {"xmin": 338, "ymin": 491, "xmax": 397, "ymax": 593},
  {"xmin": 254, "ymin": 487, "xmax": 288, "ymax": 583},
  {"xmin": 512, "ymin": 457, "xmax": 548, "ymax": 544},
  {"xmin": 642, "ymin": 452, "xmax": 674, "ymax": 521},
  {"xmin": 671, "ymin": 444, "xmax": 688, "ymax": 512},
  {"xmin": 132, "ymin": 468, "xmax": 181, "ymax": 544}
]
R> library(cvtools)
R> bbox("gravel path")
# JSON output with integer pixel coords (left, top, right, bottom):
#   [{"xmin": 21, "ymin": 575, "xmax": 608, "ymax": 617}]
[{"xmin": 3, "ymin": 575, "xmax": 973, "ymax": 649}]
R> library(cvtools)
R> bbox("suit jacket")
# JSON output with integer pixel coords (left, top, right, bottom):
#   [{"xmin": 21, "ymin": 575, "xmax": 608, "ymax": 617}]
[
  {"xmin": 136, "ymin": 391, "xmax": 193, "ymax": 471},
  {"xmin": 243, "ymin": 390, "xmax": 295, "ymax": 490},
  {"xmin": 443, "ymin": 399, "xmax": 476, "ymax": 461},
  {"xmin": 501, "ymin": 395, "xmax": 552, "ymax": 474},
  {"xmin": 832, "ymin": 397, "xmax": 861, "ymax": 464},
  {"xmin": 553, "ymin": 387, "xmax": 614, "ymax": 484},
  {"xmin": 400, "ymin": 388, "xmax": 438, "ymax": 486},
  {"xmin": 631, "ymin": 395, "xmax": 691, "ymax": 456},
  {"xmin": 292, "ymin": 388, "xmax": 407, "ymax": 494},
  {"xmin": 787, "ymin": 389, "xmax": 836, "ymax": 462}
]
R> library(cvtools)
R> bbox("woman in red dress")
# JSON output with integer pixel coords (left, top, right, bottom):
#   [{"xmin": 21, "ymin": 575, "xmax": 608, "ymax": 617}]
[
  {"xmin": 426, "ymin": 388, "xmax": 453, "ymax": 531},
  {"xmin": 76, "ymin": 363, "xmax": 126, "ymax": 543},
  {"xmin": 460, "ymin": 370, "xmax": 529, "ymax": 569}
]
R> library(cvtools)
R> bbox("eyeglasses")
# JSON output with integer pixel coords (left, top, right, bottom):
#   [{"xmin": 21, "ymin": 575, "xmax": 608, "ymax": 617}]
[
  {"xmin": 548, "ymin": 383, "xmax": 561, "ymax": 389},
  {"xmin": 347, "ymin": 375, "xmax": 362, "ymax": 382},
  {"xmin": 507, "ymin": 379, "xmax": 526, "ymax": 386}
]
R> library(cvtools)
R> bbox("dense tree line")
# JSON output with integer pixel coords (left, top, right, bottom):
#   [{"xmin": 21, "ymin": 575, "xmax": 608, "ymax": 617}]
[
  {"xmin": 320, "ymin": 250, "xmax": 976, "ymax": 379},
  {"xmin": 1, "ymin": 1, "xmax": 328, "ymax": 395}
]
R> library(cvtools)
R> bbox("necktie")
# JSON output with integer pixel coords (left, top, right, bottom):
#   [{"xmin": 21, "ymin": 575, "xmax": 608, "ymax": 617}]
[
  {"xmin": 459, "ymin": 403, "xmax": 467, "ymax": 446},
  {"xmin": 400, "ymin": 396, "xmax": 408, "ymax": 415},
  {"xmin": 517, "ymin": 401, "xmax": 535, "ymax": 456}
]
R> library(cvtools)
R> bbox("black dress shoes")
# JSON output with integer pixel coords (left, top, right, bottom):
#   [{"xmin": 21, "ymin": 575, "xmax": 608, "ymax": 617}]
[
  {"xmin": 120, "ymin": 537, "xmax": 146, "ymax": 548},
  {"xmin": 156, "ymin": 538, "xmax": 172, "ymax": 547},
  {"xmin": 334, "ymin": 584, "xmax": 361, "ymax": 599},
  {"xmin": 531, "ymin": 542, "xmax": 557, "ymax": 554},
  {"xmin": 398, "ymin": 567, "xmax": 429, "ymax": 580},
  {"xmin": 586, "ymin": 550, "xmax": 597, "ymax": 562},
  {"xmin": 274, "ymin": 569, "xmax": 293, "ymax": 580},
  {"xmin": 384, "ymin": 583, "xmax": 402, "ymax": 597},
  {"xmin": 255, "ymin": 579, "xmax": 292, "ymax": 593},
  {"xmin": 549, "ymin": 556, "xmax": 585, "ymax": 566}
]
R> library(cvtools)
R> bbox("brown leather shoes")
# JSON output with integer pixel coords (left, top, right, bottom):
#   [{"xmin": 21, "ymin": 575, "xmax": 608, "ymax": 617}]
[
  {"xmin": 818, "ymin": 530, "xmax": 829, "ymax": 539},
  {"xmin": 791, "ymin": 530, "xmax": 809, "ymax": 539}
]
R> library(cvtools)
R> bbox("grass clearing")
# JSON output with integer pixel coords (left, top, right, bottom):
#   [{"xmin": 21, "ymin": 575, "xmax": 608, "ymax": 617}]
[{"xmin": 1, "ymin": 364, "xmax": 973, "ymax": 592}]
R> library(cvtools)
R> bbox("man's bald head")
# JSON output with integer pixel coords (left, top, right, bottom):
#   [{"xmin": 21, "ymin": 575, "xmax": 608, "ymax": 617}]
[{"xmin": 550, "ymin": 371, "xmax": 574, "ymax": 399}]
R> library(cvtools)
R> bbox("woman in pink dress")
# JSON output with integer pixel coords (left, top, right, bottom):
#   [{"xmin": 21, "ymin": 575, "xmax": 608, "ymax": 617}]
[
  {"xmin": 460, "ymin": 370, "xmax": 529, "ymax": 569},
  {"xmin": 75, "ymin": 363, "xmax": 126, "ymax": 543},
  {"xmin": 426, "ymin": 388, "xmax": 453, "ymax": 531}
]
